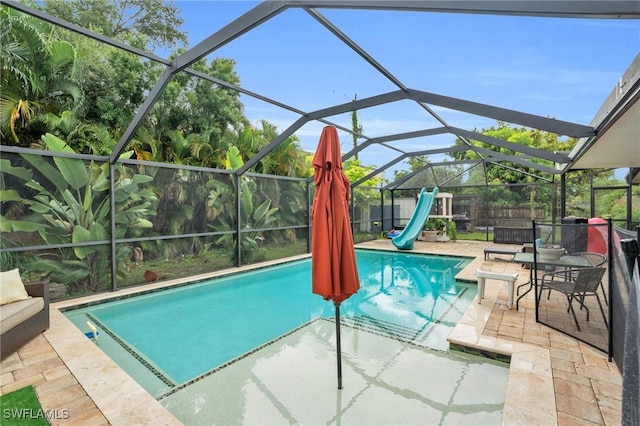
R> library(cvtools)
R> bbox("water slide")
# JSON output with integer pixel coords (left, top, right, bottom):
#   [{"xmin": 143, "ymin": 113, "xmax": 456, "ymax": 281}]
[{"xmin": 392, "ymin": 187, "xmax": 439, "ymax": 250}]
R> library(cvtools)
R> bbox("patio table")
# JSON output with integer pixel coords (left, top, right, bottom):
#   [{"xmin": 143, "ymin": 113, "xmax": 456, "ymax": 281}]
[{"xmin": 512, "ymin": 252, "xmax": 592, "ymax": 310}]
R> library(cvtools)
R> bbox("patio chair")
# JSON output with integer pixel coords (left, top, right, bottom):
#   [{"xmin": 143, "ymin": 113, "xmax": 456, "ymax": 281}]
[
  {"xmin": 566, "ymin": 252, "xmax": 608, "ymax": 304},
  {"xmin": 537, "ymin": 267, "xmax": 607, "ymax": 332}
]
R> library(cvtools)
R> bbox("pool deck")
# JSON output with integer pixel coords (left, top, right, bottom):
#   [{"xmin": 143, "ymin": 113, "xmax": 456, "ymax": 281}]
[{"xmin": 0, "ymin": 240, "xmax": 621, "ymax": 425}]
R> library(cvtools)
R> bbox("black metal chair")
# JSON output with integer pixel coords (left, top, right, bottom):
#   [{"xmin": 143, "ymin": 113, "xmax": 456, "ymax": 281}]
[
  {"xmin": 537, "ymin": 267, "xmax": 607, "ymax": 332},
  {"xmin": 567, "ymin": 252, "xmax": 608, "ymax": 304}
]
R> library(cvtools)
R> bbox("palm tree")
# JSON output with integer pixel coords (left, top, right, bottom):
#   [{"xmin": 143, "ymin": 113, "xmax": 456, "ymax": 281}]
[
  {"xmin": 257, "ymin": 120, "xmax": 310, "ymax": 177},
  {"xmin": 36, "ymin": 111, "xmax": 115, "ymax": 155},
  {"xmin": 0, "ymin": 7, "xmax": 82, "ymax": 145}
]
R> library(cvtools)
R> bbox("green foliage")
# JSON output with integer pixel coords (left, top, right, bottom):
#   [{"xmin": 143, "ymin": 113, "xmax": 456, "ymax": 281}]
[
  {"xmin": 38, "ymin": 111, "xmax": 116, "ymax": 155},
  {"xmin": 0, "ymin": 0, "xmax": 313, "ymax": 269},
  {"xmin": 424, "ymin": 218, "xmax": 442, "ymax": 231},
  {"xmin": 393, "ymin": 155, "xmax": 429, "ymax": 184},
  {"xmin": 253, "ymin": 120, "xmax": 311, "ymax": 177},
  {"xmin": 446, "ymin": 220, "xmax": 457, "ymax": 241},
  {"xmin": 446, "ymin": 122, "xmax": 616, "ymax": 213},
  {"xmin": 343, "ymin": 158, "xmax": 382, "ymax": 207},
  {"xmin": 423, "ymin": 218, "xmax": 456, "ymax": 240},
  {"xmin": 92, "ymin": 50, "xmax": 157, "ymax": 133},
  {"xmin": 40, "ymin": 0, "xmax": 186, "ymax": 50},
  {"xmin": 448, "ymin": 122, "xmax": 605, "ymax": 189},
  {"xmin": 426, "ymin": 218, "xmax": 447, "ymax": 234},
  {"xmin": 150, "ymin": 55, "xmax": 243, "ymax": 147},
  {"xmin": 210, "ymin": 146, "xmax": 280, "ymax": 264},
  {"xmin": 0, "ymin": 134, "xmax": 157, "ymax": 293},
  {"xmin": 0, "ymin": 7, "xmax": 83, "ymax": 145},
  {"xmin": 563, "ymin": 170, "xmax": 636, "ymax": 225},
  {"xmin": 392, "ymin": 155, "xmax": 463, "ymax": 189},
  {"xmin": 0, "ymin": 238, "xmax": 26, "ymax": 272},
  {"xmin": 407, "ymin": 155, "xmax": 430, "ymax": 172}
]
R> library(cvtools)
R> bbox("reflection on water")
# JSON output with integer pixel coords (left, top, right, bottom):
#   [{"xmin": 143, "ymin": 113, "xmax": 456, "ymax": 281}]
[
  {"xmin": 340, "ymin": 250, "xmax": 473, "ymax": 347},
  {"xmin": 163, "ymin": 320, "xmax": 507, "ymax": 426}
]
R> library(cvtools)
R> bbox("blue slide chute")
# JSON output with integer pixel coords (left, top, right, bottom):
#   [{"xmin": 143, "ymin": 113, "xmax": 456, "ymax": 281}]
[{"xmin": 392, "ymin": 187, "xmax": 439, "ymax": 250}]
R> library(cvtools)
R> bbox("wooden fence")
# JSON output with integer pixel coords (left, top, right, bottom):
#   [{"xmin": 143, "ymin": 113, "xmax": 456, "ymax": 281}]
[
  {"xmin": 452, "ymin": 195, "xmax": 547, "ymax": 229},
  {"xmin": 476, "ymin": 205, "xmax": 546, "ymax": 228}
]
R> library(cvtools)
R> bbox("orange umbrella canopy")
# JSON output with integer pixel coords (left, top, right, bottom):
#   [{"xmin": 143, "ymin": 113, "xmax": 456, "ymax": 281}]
[{"xmin": 311, "ymin": 126, "xmax": 360, "ymax": 304}]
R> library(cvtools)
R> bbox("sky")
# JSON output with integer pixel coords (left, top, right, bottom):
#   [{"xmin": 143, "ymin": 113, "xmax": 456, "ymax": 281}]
[{"xmin": 167, "ymin": 1, "xmax": 640, "ymax": 178}]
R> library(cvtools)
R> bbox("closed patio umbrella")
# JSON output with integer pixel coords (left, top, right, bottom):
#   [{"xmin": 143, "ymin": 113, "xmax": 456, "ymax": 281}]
[{"xmin": 311, "ymin": 126, "xmax": 360, "ymax": 390}]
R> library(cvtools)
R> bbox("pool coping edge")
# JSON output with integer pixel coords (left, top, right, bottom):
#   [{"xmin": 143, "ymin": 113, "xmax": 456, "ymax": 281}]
[{"xmin": 447, "ymin": 273, "xmax": 557, "ymax": 425}]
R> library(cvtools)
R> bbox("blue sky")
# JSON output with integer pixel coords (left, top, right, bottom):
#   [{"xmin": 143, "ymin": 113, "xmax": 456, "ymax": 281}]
[{"xmin": 170, "ymin": 1, "xmax": 639, "ymax": 177}]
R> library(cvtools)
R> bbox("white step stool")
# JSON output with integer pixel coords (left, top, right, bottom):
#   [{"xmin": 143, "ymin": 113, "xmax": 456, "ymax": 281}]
[{"xmin": 476, "ymin": 269, "xmax": 519, "ymax": 309}]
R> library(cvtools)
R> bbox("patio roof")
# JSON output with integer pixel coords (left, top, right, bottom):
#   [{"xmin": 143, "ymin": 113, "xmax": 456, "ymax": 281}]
[
  {"xmin": 569, "ymin": 54, "xmax": 640, "ymax": 172},
  {"xmin": 3, "ymin": 0, "xmax": 640, "ymax": 187}
]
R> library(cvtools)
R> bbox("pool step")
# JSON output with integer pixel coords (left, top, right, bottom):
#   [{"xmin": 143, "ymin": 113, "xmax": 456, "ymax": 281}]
[
  {"xmin": 338, "ymin": 286, "xmax": 471, "ymax": 351},
  {"xmin": 340, "ymin": 315, "xmax": 422, "ymax": 343},
  {"xmin": 86, "ymin": 313, "xmax": 177, "ymax": 388}
]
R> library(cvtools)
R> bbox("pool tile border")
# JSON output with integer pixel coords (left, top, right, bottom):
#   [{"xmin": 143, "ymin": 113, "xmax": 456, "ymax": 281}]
[{"xmin": 85, "ymin": 313, "xmax": 177, "ymax": 389}]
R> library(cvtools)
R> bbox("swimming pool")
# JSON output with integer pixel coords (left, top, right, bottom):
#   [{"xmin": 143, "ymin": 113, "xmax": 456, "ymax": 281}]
[{"xmin": 63, "ymin": 249, "xmax": 477, "ymax": 397}]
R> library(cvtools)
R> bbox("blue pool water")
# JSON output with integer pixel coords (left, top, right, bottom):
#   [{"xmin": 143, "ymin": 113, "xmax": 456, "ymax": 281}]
[{"xmin": 64, "ymin": 249, "xmax": 474, "ymax": 392}]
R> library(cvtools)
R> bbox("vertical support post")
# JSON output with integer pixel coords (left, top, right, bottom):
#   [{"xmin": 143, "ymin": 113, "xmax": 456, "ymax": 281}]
[
  {"xmin": 589, "ymin": 175, "xmax": 595, "ymax": 218},
  {"xmin": 533, "ymin": 219, "xmax": 539, "ymax": 323},
  {"xmin": 390, "ymin": 190, "xmax": 395, "ymax": 229},
  {"xmin": 350, "ymin": 184, "xmax": 355, "ymax": 235},
  {"xmin": 551, "ymin": 181, "xmax": 557, "ymax": 224},
  {"xmin": 485, "ymin": 185, "xmax": 490, "ymax": 242},
  {"xmin": 560, "ymin": 173, "xmax": 566, "ymax": 219},
  {"xmin": 627, "ymin": 177, "xmax": 632, "ymax": 230},
  {"xmin": 236, "ymin": 174, "xmax": 242, "ymax": 267},
  {"xmin": 335, "ymin": 302, "xmax": 343, "ymax": 390},
  {"xmin": 607, "ymin": 218, "xmax": 613, "ymax": 362},
  {"xmin": 380, "ymin": 188, "xmax": 384, "ymax": 234},
  {"xmin": 109, "ymin": 163, "xmax": 117, "ymax": 291}
]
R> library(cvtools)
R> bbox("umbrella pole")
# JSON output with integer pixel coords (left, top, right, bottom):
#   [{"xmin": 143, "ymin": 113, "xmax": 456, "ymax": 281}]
[{"xmin": 335, "ymin": 301, "xmax": 343, "ymax": 390}]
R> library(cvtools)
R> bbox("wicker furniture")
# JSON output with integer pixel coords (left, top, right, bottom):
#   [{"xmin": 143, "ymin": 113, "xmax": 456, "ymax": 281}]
[{"xmin": 0, "ymin": 281, "xmax": 50, "ymax": 359}]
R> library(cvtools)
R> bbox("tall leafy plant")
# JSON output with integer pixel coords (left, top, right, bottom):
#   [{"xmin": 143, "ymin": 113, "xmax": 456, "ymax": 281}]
[
  {"xmin": 0, "ymin": 134, "xmax": 156, "ymax": 293},
  {"xmin": 0, "ymin": 7, "xmax": 83, "ymax": 145},
  {"xmin": 208, "ymin": 146, "xmax": 279, "ymax": 263}
]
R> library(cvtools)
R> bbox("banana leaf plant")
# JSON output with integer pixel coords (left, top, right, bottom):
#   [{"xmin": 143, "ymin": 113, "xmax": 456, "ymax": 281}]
[
  {"xmin": 208, "ymin": 145, "xmax": 279, "ymax": 263},
  {"xmin": 0, "ymin": 133, "xmax": 157, "ymax": 293}
]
